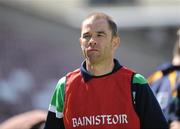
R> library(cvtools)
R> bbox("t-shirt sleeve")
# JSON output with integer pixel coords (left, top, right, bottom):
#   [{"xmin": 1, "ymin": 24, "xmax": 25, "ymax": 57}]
[
  {"xmin": 49, "ymin": 76, "xmax": 66, "ymax": 118},
  {"xmin": 44, "ymin": 76, "xmax": 66, "ymax": 129},
  {"xmin": 132, "ymin": 73, "xmax": 169, "ymax": 129}
]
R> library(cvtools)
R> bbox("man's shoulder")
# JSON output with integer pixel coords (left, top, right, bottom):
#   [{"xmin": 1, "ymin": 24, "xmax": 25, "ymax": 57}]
[
  {"xmin": 121, "ymin": 66, "xmax": 135, "ymax": 73},
  {"xmin": 64, "ymin": 68, "xmax": 83, "ymax": 82},
  {"xmin": 56, "ymin": 69, "xmax": 81, "ymax": 86},
  {"xmin": 132, "ymin": 73, "xmax": 148, "ymax": 85},
  {"xmin": 66, "ymin": 68, "xmax": 81, "ymax": 76},
  {"xmin": 119, "ymin": 66, "xmax": 148, "ymax": 85}
]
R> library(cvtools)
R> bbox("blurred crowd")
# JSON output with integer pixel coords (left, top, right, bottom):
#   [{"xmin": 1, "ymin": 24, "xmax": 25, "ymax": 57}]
[{"xmin": 0, "ymin": 110, "xmax": 47, "ymax": 129}]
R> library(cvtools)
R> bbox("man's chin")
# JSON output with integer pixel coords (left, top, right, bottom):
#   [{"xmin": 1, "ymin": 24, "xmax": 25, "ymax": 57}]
[{"xmin": 86, "ymin": 57, "xmax": 101, "ymax": 64}]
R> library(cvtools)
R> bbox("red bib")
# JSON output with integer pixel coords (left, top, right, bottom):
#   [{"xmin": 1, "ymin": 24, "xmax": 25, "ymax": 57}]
[{"xmin": 64, "ymin": 67, "xmax": 140, "ymax": 129}]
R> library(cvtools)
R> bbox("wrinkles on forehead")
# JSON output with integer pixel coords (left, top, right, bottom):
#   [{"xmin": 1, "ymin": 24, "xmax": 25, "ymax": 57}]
[
  {"xmin": 82, "ymin": 12, "xmax": 110, "ymax": 27},
  {"xmin": 83, "ymin": 18, "xmax": 108, "ymax": 27},
  {"xmin": 82, "ymin": 16, "xmax": 106, "ymax": 27},
  {"xmin": 81, "ymin": 17, "xmax": 110, "ymax": 36},
  {"xmin": 85, "ymin": 12, "xmax": 111, "ymax": 22}
]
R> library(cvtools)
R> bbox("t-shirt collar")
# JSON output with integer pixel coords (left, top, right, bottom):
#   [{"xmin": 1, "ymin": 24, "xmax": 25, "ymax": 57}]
[{"xmin": 80, "ymin": 59, "xmax": 122, "ymax": 82}]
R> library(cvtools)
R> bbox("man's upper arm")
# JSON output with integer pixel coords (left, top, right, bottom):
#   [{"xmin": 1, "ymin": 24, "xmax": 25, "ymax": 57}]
[
  {"xmin": 44, "ymin": 76, "xmax": 66, "ymax": 129},
  {"xmin": 49, "ymin": 76, "xmax": 66, "ymax": 118},
  {"xmin": 132, "ymin": 73, "xmax": 168, "ymax": 129}
]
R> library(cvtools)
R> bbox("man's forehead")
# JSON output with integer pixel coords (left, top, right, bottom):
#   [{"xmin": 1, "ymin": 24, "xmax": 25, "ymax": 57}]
[{"xmin": 82, "ymin": 17, "xmax": 108, "ymax": 28}]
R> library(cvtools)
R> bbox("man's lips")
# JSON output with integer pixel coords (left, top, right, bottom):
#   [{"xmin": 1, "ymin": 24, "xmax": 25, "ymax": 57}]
[{"xmin": 87, "ymin": 48, "xmax": 98, "ymax": 52}]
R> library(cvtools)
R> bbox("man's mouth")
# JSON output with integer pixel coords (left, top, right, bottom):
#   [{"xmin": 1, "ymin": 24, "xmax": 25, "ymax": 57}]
[{"xmin": 87, "ymin": 48, "xmax": 98, "ymax": 52}]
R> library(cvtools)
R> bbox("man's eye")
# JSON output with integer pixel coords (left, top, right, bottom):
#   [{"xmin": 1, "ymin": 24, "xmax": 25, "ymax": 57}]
[
  {"xmin": 97, "ymin": 33, "xmax": 105, "ymax": 37},
  {"xmin": 83, "ymin": 35, "xmax": 90, "ymax": 39},
  {"xmin": 97, "ymin": 34, "xmax": 103, "ymax": 37}
]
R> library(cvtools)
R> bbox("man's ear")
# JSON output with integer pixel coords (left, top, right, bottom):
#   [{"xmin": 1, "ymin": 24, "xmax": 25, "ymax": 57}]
[
  {"xmin": 112, "ymin": 36, "xmax": 120, "ymax": 49},
  {"xmin": 80, "ymin": 37, "xmax": 85, "ymax": 50},
  {"xmin": 79, "ymin": 37, "xmax": 82, "ymax": 46}
]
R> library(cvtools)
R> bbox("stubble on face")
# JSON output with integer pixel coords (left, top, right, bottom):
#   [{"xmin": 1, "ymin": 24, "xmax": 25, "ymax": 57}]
[{"xmin": 80, "ymin": 18, "xmax": 114, "ymax": 65}]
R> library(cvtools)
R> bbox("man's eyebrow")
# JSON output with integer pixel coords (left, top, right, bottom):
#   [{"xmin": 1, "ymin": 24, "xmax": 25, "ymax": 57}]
[
  {"xmin": 82, "ymin": 31, "xmax": 106, "ymax": 36},
  {"xmin": 82, "ymin": 32, "xmax": 90, "ymax": 36},
  {"xmin": 96, "ymin": 31, "xmax": 106, "ymax": 35}
]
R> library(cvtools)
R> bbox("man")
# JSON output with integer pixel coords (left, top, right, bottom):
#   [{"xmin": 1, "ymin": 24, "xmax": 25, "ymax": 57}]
[
  {"xmin": 148, "ymin": 29, "xmax": 180, "ymax": 129},
  {"xmin": 44, "ymin": 12, "xmax": 168, "ymax": 129}
]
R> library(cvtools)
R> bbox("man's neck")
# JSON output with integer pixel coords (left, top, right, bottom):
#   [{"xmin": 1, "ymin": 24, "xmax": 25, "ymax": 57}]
[{"xmin": 86, "ymin": 59, "xmax": 114, "ymax": 76}]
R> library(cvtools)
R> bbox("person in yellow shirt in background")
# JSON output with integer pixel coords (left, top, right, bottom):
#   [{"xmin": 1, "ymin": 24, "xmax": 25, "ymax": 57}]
[{"xmin": 148, "ymin": 28, "xmax": 180, "ymax": 129}]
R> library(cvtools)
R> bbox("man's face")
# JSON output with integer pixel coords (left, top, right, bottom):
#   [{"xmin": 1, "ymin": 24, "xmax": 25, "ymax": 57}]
[{"xmin": 80, "ymin": 17, "xmax": 119, "ymax": 64}]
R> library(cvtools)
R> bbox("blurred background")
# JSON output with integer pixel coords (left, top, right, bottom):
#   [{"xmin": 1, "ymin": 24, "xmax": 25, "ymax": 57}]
[{"xmin": 0, "ymin": 0, "xmax": 179, "ymax": 123}]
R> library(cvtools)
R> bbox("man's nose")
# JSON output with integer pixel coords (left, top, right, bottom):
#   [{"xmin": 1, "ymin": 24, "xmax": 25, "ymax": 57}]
[{"xmin": 89, "ymin": 37, "xmax": 97, "ymax": 46}]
